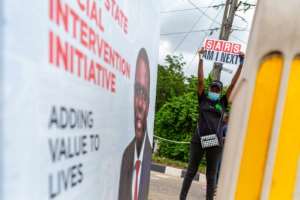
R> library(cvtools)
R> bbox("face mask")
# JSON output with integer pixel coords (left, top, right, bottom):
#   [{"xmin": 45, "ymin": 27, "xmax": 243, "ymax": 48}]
[{"xmin": 208, "ymin": 92, "xmax": 220, "ymax": 101}]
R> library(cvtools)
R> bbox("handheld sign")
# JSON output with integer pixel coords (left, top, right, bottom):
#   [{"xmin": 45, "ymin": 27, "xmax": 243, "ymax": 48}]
[{"xmin": 203, "ymin": 39, "xmax": 242, "ymax": 65}]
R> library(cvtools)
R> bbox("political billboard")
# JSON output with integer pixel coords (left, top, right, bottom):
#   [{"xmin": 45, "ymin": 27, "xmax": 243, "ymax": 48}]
[{"xmin": 0, "ymin": 0, "xmax": 160, "ymax": 199}]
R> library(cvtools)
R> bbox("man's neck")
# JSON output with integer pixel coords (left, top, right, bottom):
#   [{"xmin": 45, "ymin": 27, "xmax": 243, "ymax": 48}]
[{"xmin": 136, "ymin": 134, "xmax": 146, "ymax": 158}]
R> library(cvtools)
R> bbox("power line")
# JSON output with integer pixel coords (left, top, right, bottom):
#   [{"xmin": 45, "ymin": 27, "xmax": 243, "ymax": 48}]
[
  {"xmin": 161, "ymin": 0, "xmax": 252, "ymax": 74},
  {"xmin": 230, "ymin": 34, "xmax": 247, "ymax": 44},
  {"xmin": 172, "ymin": 0, "xmax": 219, "ymax": 53},
  {"xmin": 237, "ymin": 1, "xmax": 256, "ymax": 12},
  {"xmin": 161, "ymin": 8, "xmax": 198, "ymax": 14},
  {"xmin": 161, "ymin": 28, "xmax": 220, "ymax": 36},
  {"xmin": 186, "ymin": 0, "xmax": 245, "ymax": 30},
  {"xmin": 160, "ymin": 3, "xmax": 225, "ymax": 14},
  {"xmin": 166, "ymin": 0, "xmax": 248, "ymax": 53},
  {"xmin": 232, "ymin": 28, "xmax": 250, "ymax": 32},
  {"xmin": 235, "ymin": 13, "xmax": 249, "ymax": 24},
  {"xmin": 171, "ymin": 15, "xmax": 203, "ymax": 53},
  {"xmin": 186, "ymin": 0, "xmax": 223, "ymax": 26},
  {"xmin": 186, "ymin": 7, "xmax": 223, "ymax": 70},
  {"xmin": 160, "ymin": 27, "xmax": 249, "ymax": 36}
]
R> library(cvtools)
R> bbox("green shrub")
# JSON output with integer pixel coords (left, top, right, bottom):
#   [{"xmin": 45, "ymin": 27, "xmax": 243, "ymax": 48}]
[{"xmin": 154, "ymin": 92, "xmax": 198, "ymax": 162}]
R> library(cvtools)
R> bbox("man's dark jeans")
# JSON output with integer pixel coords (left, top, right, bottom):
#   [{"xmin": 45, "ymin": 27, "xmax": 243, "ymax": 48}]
[{"xmin": 180, "ymin": 142, "xmax": 222, "ymax": 200}]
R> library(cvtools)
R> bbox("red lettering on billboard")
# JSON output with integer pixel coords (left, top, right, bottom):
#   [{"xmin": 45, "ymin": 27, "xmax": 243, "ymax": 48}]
[{"xmin": 48, "ymin": 0, "xmax": 131, "ymax": 93}]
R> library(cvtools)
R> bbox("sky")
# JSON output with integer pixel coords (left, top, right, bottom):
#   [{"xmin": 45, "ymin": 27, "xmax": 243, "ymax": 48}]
[{"xmin": 159, "ymin": 0, "xmax": 257, "ymax": 85}]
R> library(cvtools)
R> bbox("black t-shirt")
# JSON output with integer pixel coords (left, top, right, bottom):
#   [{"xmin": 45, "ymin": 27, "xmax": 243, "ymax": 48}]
[{"xmin": 191, "ymin": 91, "xmax": 228, "ymax": 143}]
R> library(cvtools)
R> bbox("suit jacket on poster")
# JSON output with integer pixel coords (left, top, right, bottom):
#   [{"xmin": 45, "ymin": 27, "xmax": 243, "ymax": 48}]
[{"xmin": 118, "ymin": 135, "xmax": 152, "ymax": 200}]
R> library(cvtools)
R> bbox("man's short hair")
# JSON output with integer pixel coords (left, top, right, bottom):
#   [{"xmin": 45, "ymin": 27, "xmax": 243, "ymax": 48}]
[
  {"xmin": 210, "ymin": 80, "xmax": 223, "ymax": 90},
  {"xmin": 135, "ymin": 48, "xmax": 150, "ymax": 89}
]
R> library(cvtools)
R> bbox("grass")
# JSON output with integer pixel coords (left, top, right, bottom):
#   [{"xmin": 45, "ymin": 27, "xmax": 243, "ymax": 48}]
[{"xmin": 152, "ymin": 155, "xmax": 206, "ymax": 174}]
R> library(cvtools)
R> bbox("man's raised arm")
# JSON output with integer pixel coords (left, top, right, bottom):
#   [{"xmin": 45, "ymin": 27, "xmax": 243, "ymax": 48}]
[
  {"xmin": 226, "ymin": 52, "xmax": 245, "ymax": 100},
  {"xmin": 198, "ymin": 48, "xmax": 205, "ymax": 96}
]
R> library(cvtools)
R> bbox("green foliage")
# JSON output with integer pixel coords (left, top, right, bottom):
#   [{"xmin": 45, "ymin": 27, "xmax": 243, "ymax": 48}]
[
  {"xmin": 154, "ymin": 92, "xmax": 198, "ymax": 162},
  {"xmin": 186, "ymin": 76, "xmax": 197, "ymax": 93},
  {"xmin": 155, "ymin": 55, "xmax": 187, "ymax": 112},
  {"xmin": 205, "ymin": 73, "xmax": 213, "ymax": 91}
]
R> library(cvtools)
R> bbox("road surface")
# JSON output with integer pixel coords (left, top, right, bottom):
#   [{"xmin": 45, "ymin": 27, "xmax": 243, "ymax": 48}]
[{"xmin": 149, "ymin": 171, "xmax": 206, "ymax": 200}]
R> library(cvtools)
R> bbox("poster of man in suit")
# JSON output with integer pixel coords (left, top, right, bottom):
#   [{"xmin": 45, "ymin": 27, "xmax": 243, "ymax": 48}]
[{"xmin": 118, "ymin": 48, "xmax": 152, "ymax": 200}]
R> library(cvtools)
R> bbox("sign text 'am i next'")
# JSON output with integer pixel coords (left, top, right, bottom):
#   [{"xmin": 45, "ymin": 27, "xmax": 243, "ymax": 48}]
[{"xmin": 203, "ymin": 39, "xmax": 242, "ymax": 65}]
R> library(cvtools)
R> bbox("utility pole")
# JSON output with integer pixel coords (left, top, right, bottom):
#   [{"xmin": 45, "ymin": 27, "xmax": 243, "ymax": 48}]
[{"xmin": 211, "ymin": 0, "xmax": 240, "ymax": 80}]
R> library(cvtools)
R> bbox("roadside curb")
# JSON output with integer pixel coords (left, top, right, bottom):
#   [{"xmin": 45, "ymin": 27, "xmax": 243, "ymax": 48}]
[{"xmin": 151, "ymin": 163, "xmax": 205, "ymax": 182}]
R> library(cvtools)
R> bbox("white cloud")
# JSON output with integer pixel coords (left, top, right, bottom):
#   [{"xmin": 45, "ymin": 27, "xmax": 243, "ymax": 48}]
[{"xmin": 159, "ymin": 40, "xmax": 171, "ymax": 64}]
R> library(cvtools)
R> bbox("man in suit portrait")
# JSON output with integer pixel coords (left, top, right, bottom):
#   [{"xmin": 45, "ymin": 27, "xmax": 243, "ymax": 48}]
[{"xmin": 118, "ymin": 48, "xmax": 152, "ymax": 200}]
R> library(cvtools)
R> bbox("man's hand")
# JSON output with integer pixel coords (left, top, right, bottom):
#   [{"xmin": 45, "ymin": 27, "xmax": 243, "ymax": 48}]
[
  {"xmin": 198, "ymin": 47, "xmax": 205, "ymax": 59},
  {"xmin": 197, "ymin": 48, "xmax": 205, "ymax": 95},
  {"xmin": 239, "ymin": 52, "xmax": 245, "ymax": 65},
  {"xmin": 227, "ymin": 51, "xmax": 245, "ymax": 100}
]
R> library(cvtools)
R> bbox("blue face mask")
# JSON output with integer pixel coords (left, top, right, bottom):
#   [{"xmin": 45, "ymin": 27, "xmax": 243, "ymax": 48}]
[{"xmin": 208, "ymin": 92, "xmax": 220, "ymax": 101}]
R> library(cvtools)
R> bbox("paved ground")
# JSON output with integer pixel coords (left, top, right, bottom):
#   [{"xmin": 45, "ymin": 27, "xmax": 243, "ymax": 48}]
[{"xmin": 149, "ymin": 172, "xmax": 206, "ymax": 200}]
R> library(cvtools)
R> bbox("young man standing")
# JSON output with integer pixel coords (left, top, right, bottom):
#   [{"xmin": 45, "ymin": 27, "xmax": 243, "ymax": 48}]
[{"xmin": 180, "ymin": 48, "xmax": 244, "ymax": 200}]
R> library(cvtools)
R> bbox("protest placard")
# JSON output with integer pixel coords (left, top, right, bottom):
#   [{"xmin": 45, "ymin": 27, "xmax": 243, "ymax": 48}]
[{"xmin": 203, "ymin": 38, "xmax": 242, "ymax": 65}]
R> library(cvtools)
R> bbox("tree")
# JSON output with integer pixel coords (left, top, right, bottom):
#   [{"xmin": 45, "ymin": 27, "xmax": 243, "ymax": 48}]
[
  {"xmin": 155, "ymin": 55, "xmax": 187, "ymax": 112},
  {"xmin": 155, "ymin": 92, "xmax": 198, "ymax": 162}
]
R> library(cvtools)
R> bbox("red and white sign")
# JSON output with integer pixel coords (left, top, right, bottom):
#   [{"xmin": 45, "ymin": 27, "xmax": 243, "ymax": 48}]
[
  {"xmin": 204, "ymin": 39, "xmax": 242, "ymax": 54},
  {"xmin": 203, "ymin": 38, "xmax": 242, "ymax": 65}
]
